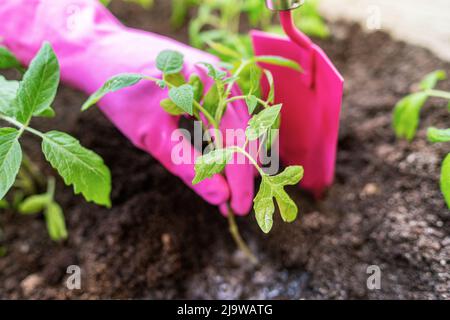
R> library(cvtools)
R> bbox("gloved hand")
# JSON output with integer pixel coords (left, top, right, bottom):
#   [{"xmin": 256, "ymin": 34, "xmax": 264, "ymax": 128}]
[{"xmin": 0, "ymin": 0, "xmax": 254, "ymax": 215}]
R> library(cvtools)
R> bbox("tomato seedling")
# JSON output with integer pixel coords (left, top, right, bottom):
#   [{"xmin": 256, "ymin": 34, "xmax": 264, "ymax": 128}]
[
  {"xmin": 393, "ymin": 70, "xmax": 450, "ymax": 209},
  {"xmin": 0, "ymin": 43, "xmax": 112, "ymax": 241},
  {"xmin": 83, "ymin": 48, "xmax": 303, "ymax": 262}
]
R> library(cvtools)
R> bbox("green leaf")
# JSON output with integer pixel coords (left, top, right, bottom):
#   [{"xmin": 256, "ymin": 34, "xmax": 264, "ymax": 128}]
[
  {"xmin": 192, "ymin": 148, "xmax": 235, "ymax": 185},
  {"xmin": 45, "ymin": 201, "xmax": 67, "ymax": 241},
  {"xmin": 0, "ymin": 73, "xmax": 53, "ymax": 118},
  {"xmin": 254, "ymin": 55, "xmax": 302, "ymax": 72},
  {"xmin": 164, "ymin": 72, "xmax": 186, "ymax": 87},
  {"xmin": 245, "ymin": 95, "xmax": 258, "ymax": 114},
  {"xmin": 0, "ymin": 46, "xmax": 22, "ymax": 70},
  {"xmin": 199, "ymin": 62, "xmax": 227, "ymax": 81},
  {"xmin": 13, "ymin": 42, "xmax": 60, "ymax": 124},
  {"xmin": 41, "ymin": 131, "xmax": 111, "ymax": 207},
  {"xmin": 160, "ymin": 98, "xmax": 185, "ymax": 116},
  {"xmin": 269, "ymin": 166, "xmax": 303, "ymax": 222},
  {"xmin": 248, "ymin": 63, "xmax": 262, "ymax": 95},
  {"xmin": 188, "ymin": 74, "xmax": 204, "ymax": 101},
  {"xmin": 0, "ymin": 76, "xmax": 19, "ymax": 116},
  {"xmin": 427, "ymin": 127, "xmax": 450, "ymax": 143},
  {"xmin": 18, "ymin": 194, "xmax": 51, "ymax": 215},
  {"xmin": 393, "ymin": 92, "xmax": 428, "ymax": 141},
  {"xmin": 0, "ymin": 128, "xmax": 22, "ymax": 200},
  {"xmin": 441, "ymin": 154, "xmax": 450, "ymax": 210},
  {"xmin": 207, "ymin": 41, "xmax": 242, "ymax": 60},
  {"xmin": 420, "ymin": 70, "xmax": 446, "ymax": 90},
  {"xmin": 169, "ymin": 84, "xmax": 194, "ymax": 115},
  {"xmin": 246, "ymin": 104, "xmax": 282, "ymax": 141},
  {"xmin": 156, "ymin": 50, "xmax": 184, "ymax": 75},
  {"xmin": 254, "ymin": 179, "xmax": 274, "ymax": 233},
  {"xmin": 82, "ymin": 73, "xmax": 146, "ymax": 111},
  {"xmin": 34, "ymin": 107, "xmax": 56, "ymax": 118},
  {"xmin": 253, "ymin": 166, "xmax": 303, "ymax": 233},
  {"xmin": 203, "ymin": 83, "xmax": 222, "ymax": 116},
  {"xmin": 264, "ymin": 69, "xmax": 275, "ymax": 104}
]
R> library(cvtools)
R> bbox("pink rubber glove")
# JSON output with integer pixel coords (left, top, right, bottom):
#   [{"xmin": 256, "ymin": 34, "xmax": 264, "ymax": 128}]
[{"xmin": 0, "ymin": 0, "xmax": 253, "ymax": 215}]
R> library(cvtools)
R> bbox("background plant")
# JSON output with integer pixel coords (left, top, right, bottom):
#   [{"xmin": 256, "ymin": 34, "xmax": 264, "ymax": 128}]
[
  {"xmin": 100, "ymin": 0, "xmax": 154, "ymax": 9},
  {"xmin": 393, "ymin": 70, "xmax": 450, "ymax": 209},
  {"xmin": 0, "ymin": 43, "xmax": 112, "ymax": 241},
  {"xmin": 170, "ymin": 0, "xmax": 329, "ymax": 48},
  {"xmin": 82, "ymin": 47, "xmax": 303, "ymax": 262}
]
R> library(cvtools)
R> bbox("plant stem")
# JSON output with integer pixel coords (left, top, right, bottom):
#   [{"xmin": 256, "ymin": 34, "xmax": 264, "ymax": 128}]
[
  {"xmin": 0, "ymin": 115, "xmax": 45, "ymax": 138},
  {"xmin": 427, "ymin": 89, "xmax": 450, "ymax": 100},
  {"xmin": 0, "ymin": 115, "xmax": 49, "ymax": 194},
  {"xmin": 225, "ymin": 95, "xmax": 271, "ymax": 109},
  {"xmin": 215, "ymin": 60, "xmax": 251, "ymax": 123},
  {"xmin": 227, "ymin": 206, "xmax": 258, "ymax": 264},
  {"xmin": 193, "ymin": 100, "xmax": 219, "ymax": 132},
  {"xmin": 46, "ymin": 176, "xmax": 55, "ymax": 199},
  {"xmin": 192, "ymin": 108, "xmax": 256, "ymax": 262},
  {"xmin": 232, "ymin": 146, "xmax": 266, "ymax": 177}
]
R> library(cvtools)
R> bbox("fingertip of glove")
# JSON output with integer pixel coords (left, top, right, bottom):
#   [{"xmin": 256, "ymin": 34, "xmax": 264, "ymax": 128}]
[{"xmin": 192, "ymin": 174, "xmax": 231, "ymax": 206}]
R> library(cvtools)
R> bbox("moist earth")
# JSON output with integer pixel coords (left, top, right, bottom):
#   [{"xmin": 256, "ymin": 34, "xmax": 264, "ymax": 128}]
[{"xmin": 0, "ymin": 0, "xmax": 449, "ymax": 299}]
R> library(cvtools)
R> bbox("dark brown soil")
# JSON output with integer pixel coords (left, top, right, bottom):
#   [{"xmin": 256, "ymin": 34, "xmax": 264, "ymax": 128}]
[{"xmin": 1, "ymin": 1, "xmax": 449, "ymax": 299}]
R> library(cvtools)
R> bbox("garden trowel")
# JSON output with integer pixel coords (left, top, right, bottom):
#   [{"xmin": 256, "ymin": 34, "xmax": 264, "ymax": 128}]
[{"xmin": 252, "ymin": 0, "xmax": 344, "ymax": 197}]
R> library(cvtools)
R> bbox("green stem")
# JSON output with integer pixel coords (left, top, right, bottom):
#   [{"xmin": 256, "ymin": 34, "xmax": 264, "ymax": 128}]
[
  {"xmin": 215, "ymin": 60, "xmax": 252, "ymax": 123},
  {"xmin": 225, "ymin": 95, "xmax": 271, "ymax": 109},
  {"xmin": 427, "ymin": 89, "xmax": 450, "ymax": 100},
  {"xmin": 46, "ymin": 176, "xmax": 56, "ymax": 199},
  {"xmin": 194, "ymin": 114, "xmax": 256, "ymax": 262},
  {"xmin": 194, "ymin": 101, "xmax": 219, "ymax": 132},
  {"xmin": 232, "ymin": 146, "xmax": 266, "ymax": 177},
  {"xmin": 227, "ymin": 207, "xmax": 258, "ymax": 264},
  {"xmin": 0, "ymin": 115, "xmax": 45, "ymax": 138}
]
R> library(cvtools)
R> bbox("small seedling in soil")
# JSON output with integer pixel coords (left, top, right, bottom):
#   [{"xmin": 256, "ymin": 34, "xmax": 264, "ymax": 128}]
[
  {"xmin": 83, "ymin": 47, "xmax": 303, "ymax": 262},
  {"xmin": 0, "ymin": 43, "xmax": 112, "ymax": 241},
  {"xmin": 393, "ymin": 70, "xmax": 450, "ymax": 209}
]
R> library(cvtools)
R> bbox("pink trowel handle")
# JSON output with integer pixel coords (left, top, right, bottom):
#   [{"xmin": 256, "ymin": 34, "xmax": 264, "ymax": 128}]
[
  {"xmin": 265, "ymin": 0, "xmax": 312, "ymax": 49},
  {"xmin": 279, "ymin": 9, "xmax": 315, "ymax": 88},
  {"xmin": 265, "ymin": 0, "xmax": 304, "ymax": 11},
  {"xmin": 279, "ymin": 10, "xmax": 313, "ymax": 50}
]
